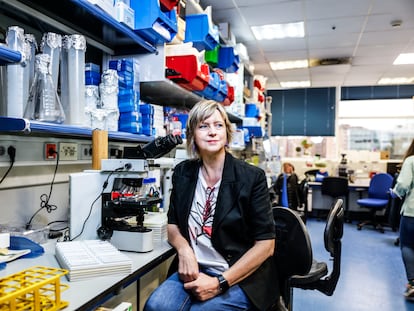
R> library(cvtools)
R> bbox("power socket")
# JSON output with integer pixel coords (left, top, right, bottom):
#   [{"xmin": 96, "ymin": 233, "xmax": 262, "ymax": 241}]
[
  {"xmin": 59, "ymin": 142, "xmax": 78, "ymax": 161},
  {"xmin": 80, "ymin": 144, "xmax": 93, "ymax": 160},
  {"xmin": 0, "ymin": 141, "xmax": 17, "ymax": 162}
]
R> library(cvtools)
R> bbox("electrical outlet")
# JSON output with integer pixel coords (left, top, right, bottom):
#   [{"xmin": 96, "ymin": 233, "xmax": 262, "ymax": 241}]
[
  {"xmin": 80, "ymin": 144, "xmax": 93, "ymax": 160},
  {"xmin": 44, "ymin": 143, "xmax": 57, "ymax": 160},
  {"xmin": 59, "ymin": 142, "xmax": 78, "ymax": 161},
  {"xmin": 0, "ymin": 141, "xmax": 17, "ymax": 162}
]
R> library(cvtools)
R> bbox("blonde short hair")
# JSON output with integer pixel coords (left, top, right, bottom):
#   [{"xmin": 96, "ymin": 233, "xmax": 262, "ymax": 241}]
[{"xmin": 186, "ymin": 100, "xmax": 233, "ymax": 158}]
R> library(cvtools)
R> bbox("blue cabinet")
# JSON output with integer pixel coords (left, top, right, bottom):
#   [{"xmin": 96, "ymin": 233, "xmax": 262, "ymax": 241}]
[{"xmin": 268, "ymin": 87, "xmax": 336, "ymax": 136}]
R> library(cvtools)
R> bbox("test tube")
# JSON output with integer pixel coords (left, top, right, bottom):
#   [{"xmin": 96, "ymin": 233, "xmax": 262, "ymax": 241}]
[
  {"xmin": 6, "ymin": 26, "xmax": 25, "ymax": 118},
  {"xmin": 67, "ymin": 34, "xmax": 87, "ymax": 126},
  {"xmin": 22, "ymin": 34, "xmax": 37, "ymax": 112}
]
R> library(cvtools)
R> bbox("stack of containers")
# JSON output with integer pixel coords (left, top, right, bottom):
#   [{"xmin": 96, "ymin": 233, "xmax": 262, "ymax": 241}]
[
  {"xmin": 108, "ymin": 58, "xmax": 141, "ymax": 134},
  {"xmin": 84, "ymin": 63, "xmax": 101, "ymax": 127},
  {"xmin": 139, "ymin": 102, "xmax": 154, "ymax": 136}
]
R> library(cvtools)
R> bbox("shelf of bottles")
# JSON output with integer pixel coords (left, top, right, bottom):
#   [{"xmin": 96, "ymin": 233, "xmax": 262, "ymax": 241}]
[{"xmin": 0, "ymin": 117, "xmax": 153, "ymax": 143}]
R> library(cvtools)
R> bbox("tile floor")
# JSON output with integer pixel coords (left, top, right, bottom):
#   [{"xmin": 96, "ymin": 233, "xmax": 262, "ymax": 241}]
[{"xmin": 292, "ymin": 218, "xmax": 414, "ymax": 311}]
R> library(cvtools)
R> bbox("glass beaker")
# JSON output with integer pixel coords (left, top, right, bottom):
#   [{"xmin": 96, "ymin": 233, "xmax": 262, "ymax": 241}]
[{"xmin": 24, "ymin": 53, "xmax": 65, "ymax": 123}]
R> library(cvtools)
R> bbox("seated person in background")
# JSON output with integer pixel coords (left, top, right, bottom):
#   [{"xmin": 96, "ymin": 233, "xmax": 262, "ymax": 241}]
[
  {"xmin": 315, "ymin": 168, "xmax": 329, "ymax": 182},
  {"xmin": 273, "ymin": 162, "xmax": 300, "ymax": 210}
]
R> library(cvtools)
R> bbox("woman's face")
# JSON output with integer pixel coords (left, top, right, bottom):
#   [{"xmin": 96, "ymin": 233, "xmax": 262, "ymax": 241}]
[
  {"xmin": 284, "ymin": 164, "xmax": 293, "ymax": 174},
  {"xmin": 194, "ymin": 109, "xmax": 227, "ymax": 157}
]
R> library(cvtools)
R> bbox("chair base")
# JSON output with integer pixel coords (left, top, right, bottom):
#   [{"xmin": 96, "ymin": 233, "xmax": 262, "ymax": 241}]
[{"xmin": 357, "ymin": 220, "xmax": 385, "ymax": 233}]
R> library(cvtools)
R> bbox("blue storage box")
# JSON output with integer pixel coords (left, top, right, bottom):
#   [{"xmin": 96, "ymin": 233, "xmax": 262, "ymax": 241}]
[
  {"xmin": 119, "ymin": 122, "xmax": 142, "ymax": 134},
  {"xmin": 85, "ymin": 62, "xmax": 100, "ymax": 72},
  {"xmin": 194, "ymin": 71, "xmax": 220, "ymax": 100},
  {"xmin": 212, "ymin": 79, "xmax": 228, "ymax": 103},
  {"xmin": 109, "ymin": 59, "xmax": 134, "ymax": 72},
  {"xmin": 243, "ymin": 126, "xmax": 263, "ymax": 138},
  {"xmin": 119, "ymin": 111, "xmax": 141, "ymax": 122},
  {"xmin": 85, "ymin": 70, "xmax": 101, "ymax": 85},
  {"xmin": 218, "ymin": 46, "xmax": 240, "ymax": 73},
  {"xmin": 117, "ymin": 71, "xmax": 134, "ymax": 88},
  {"xmin": 118, "ymin": 99, "xmax": 138, "ymax": 113},
  {"xmin": 184, "ymin": 13, "xmax": 219, "ymax": 51},
  {"xmin": 245, "ymin": 103, "xmax": 259, "ymax": 117},
  {"xmin": 131, "ymin": 0, "xmax": 177, "ymax": 45},
  {"xmin": 139, "ymin": 103, "xmax": 154, "ymax": 115}
]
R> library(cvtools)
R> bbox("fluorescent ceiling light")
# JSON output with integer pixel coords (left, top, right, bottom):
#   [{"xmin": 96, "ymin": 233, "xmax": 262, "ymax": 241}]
[
  {"xmin": 280, "ymin": 81, "xmax": 311, "ymax": 88},
  {"xmin": 378, "ymin": 77, "xmax": 414, "ymax": 84},
  {"xmin": 393, "ymin": 53, "xmax": 414, "ymax": 65},
  {"xmin": 251, "ymin": 21, "xmax": 304, "ymax": 40},
  {"xmin": 270, "ymin": 59, "xmax": 309, "ymax": 70}
]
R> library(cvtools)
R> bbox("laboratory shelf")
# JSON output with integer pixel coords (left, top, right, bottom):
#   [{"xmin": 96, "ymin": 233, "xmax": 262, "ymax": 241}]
[
  {"xmin": 0, "ymin": 117, "xmax": 153, "ymax": 143},
  {"xmin": 0, "ymin": 45, "xmax": 22, "ymax": 65},
  {"xmin": 140, "ymin": 80, "xmax": 243, "ymax": 124},
  {"xmin": 0, "ymin": 0, "xmax": 157, "ymax": 55}
]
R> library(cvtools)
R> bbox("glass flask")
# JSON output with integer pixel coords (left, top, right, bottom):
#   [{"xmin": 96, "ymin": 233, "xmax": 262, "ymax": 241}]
[{"xmin": 24, "ymin": 53, "xmax": 65, "ymax": 123}]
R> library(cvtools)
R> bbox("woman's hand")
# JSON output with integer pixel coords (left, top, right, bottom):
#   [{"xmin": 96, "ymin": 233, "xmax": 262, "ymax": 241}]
[
  {"xmin": 177, "ymin": 246, "xmax": 199, "ymax": 283},
  {"xmin": 183, "ymin": 272, "xmax": 220, "ymax": 301}
]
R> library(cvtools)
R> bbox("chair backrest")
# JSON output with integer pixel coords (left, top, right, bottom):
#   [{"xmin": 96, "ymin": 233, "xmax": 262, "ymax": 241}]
[
  {"xmin": 321, "ymin": 176, "xmax": 348, "ymax": 198},
  {"xmin": 321, "ymin": 198, "xmax": 344, "ymax": 295},
  {"xmin": 273, "ymin": 207, "xmax": 313, "ymax": 281},
  {"xmin": 368, "ymin": 173, "xmax": 393, "ymax": 200}
]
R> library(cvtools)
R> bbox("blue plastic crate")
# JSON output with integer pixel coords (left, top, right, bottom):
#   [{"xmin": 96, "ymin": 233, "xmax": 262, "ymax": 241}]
[
  {"xmin": 85, "ymin": 62, "xmax": 100, "ymax": 72},
  {"xmin": 119, "ymin": 121, "xmax": 142, "ymax": 134},
  {"xmin": 211, "ymin": 79, "xmax": 228, "ymax": 103},
  {"xmin": 194, "ymin": 71, "xmax": 220, "ymax": 100},
  {"xmin": 118, "ymin": 99, "xmax": 138, "ymax": 113},
  {"xmin": 245, "ymin": 103, "xmax": 259, "ymax": 117},
  {"xmin": 243, "ymin": 126, "xmax": 264, "ymax": 138},
  {"xmin": 218, "ymin": 46, "xmax": 240, "ymax": 73},
  {"xmin": 85, "ymin": 70, "xmax": 101, "ymax": 85},
  {"xmin": 139, "ymin": 103, "xmax": 154, "ymax": 115},
  {"xmin": 131, "ymin": 0, "xmax": 177, "ymax": 45},
  {"xmin": 119, "ymin": 111, "xmax": 141, "ymax": 122},
  {"xmin": 118, "ymin": 71, "xmax": 134, "ymax": 88},
  {"xmin": 109, "ymin": 59, "xmax": 134, "ymax": 72},
  {"xmin": 184, "ymin": 14, "xmax": 219, "ymax": 51}
]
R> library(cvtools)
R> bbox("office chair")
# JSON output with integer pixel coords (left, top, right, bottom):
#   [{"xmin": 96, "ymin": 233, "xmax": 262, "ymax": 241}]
[
  {"xmin": 273, "ymin": 199, "xmax": 344, "ymax": 311},
  {"xmin": 356, "ymin": 173, "xmax": 393, "ymax": 233},
  {"xmin": 297, "ymin": 179, "xmax": 309, "ymax": 223},
  {"xmin": 321, "ymin": 176, "xmax": 349, "ymax": 221}
]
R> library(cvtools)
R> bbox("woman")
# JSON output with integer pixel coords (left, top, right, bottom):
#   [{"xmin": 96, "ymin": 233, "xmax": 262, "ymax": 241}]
[
  {"xmin": 144, "ymin": 100, "xmax": 279, "ymax": 310},
  {"xmin": 391, "ymin": 138, "xmax": 414, "ymax": 301},
  {"xmin": 273, "ymin": 162, "xmax": 300, "ymax": 210}
]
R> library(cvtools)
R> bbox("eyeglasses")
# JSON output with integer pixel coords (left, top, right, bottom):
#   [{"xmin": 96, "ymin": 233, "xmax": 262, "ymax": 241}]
[{"xmin": 197, "ymin": 122, "xmax": 225, "ymax": 131}]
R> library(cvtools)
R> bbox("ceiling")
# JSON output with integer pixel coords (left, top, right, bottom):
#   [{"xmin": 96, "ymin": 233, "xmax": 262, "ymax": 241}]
[{"xmin": 198, "ymin": 0, "xmax": 414, "ymax": 89}]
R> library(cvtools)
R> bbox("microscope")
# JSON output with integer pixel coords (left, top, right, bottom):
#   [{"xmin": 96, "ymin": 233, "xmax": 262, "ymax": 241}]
[{"xmin": 97, "ymin": 134, "xmax": 182, "ymax": 252}]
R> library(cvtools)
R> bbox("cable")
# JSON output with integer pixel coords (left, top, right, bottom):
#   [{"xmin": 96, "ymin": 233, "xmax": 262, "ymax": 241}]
[
  {"xmin": 26, "ymin": 149, "xmax": 59, "ymax": 230},
  {"xmin": 0, "ymin": 146, "xmax": 16, "ymax": 184},
  {"xmin": 70, "ymin": 166, "xmax": 124, "ymax": 241}
]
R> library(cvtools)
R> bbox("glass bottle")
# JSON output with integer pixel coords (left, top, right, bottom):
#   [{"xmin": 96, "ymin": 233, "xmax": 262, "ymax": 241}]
[{"xmin": 24, "ymin": 53, "xmax": 65, "ymax": 123}]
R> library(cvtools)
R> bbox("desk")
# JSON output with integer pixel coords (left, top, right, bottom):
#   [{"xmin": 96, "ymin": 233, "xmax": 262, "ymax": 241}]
[
  {"xmin": 309, "ymin": 179, "xmax": 370, "ymax": 219},
  {"xmin": 0, "ymin": 240, "xmax": 175, "ymax": 311}
]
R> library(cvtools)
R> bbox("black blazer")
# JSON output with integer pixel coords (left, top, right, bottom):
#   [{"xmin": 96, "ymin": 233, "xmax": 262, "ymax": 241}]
[{"xmin": 168, "ymin": 152, "xmax": 279, "ymax": 310}]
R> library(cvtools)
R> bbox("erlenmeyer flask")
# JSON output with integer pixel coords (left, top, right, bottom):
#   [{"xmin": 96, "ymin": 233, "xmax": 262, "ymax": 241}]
[{"xmin": 24, "ymin": 53, "xmax": 65, "ymax": 123}]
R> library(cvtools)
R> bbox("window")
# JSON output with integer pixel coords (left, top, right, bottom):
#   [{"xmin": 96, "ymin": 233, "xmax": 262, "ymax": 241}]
[{"xmin": 337, "ymin": 99, "xmax": 414, "ymax": 159}]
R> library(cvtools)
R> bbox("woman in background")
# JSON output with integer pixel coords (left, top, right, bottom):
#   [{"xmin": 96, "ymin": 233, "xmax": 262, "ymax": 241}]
[
  {"xmin": 144, "ymin": 100, "xmax": 279, "ymax": 311},
  {"xmin": 391, "ymin": 138, "xmax": 414, "ymax": 301},
  {"xmin": 273, "ymin": 162, "xmax": 300, "ymax": 210}
]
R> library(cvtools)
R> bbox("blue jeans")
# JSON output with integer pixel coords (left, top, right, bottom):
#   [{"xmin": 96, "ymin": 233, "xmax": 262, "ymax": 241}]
[
  {"xmin": 400, "ymin": 216, "xmax": 414, "ymax": 281},
  {"xmin": 143, "ymin": 272, "xmax": 254, "ymax": 311}
]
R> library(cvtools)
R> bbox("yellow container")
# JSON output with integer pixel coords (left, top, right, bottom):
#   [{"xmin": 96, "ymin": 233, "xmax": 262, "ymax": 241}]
[{"xmin": 0, "ymin": 266, "xmax": 69, "ymax": 311}]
